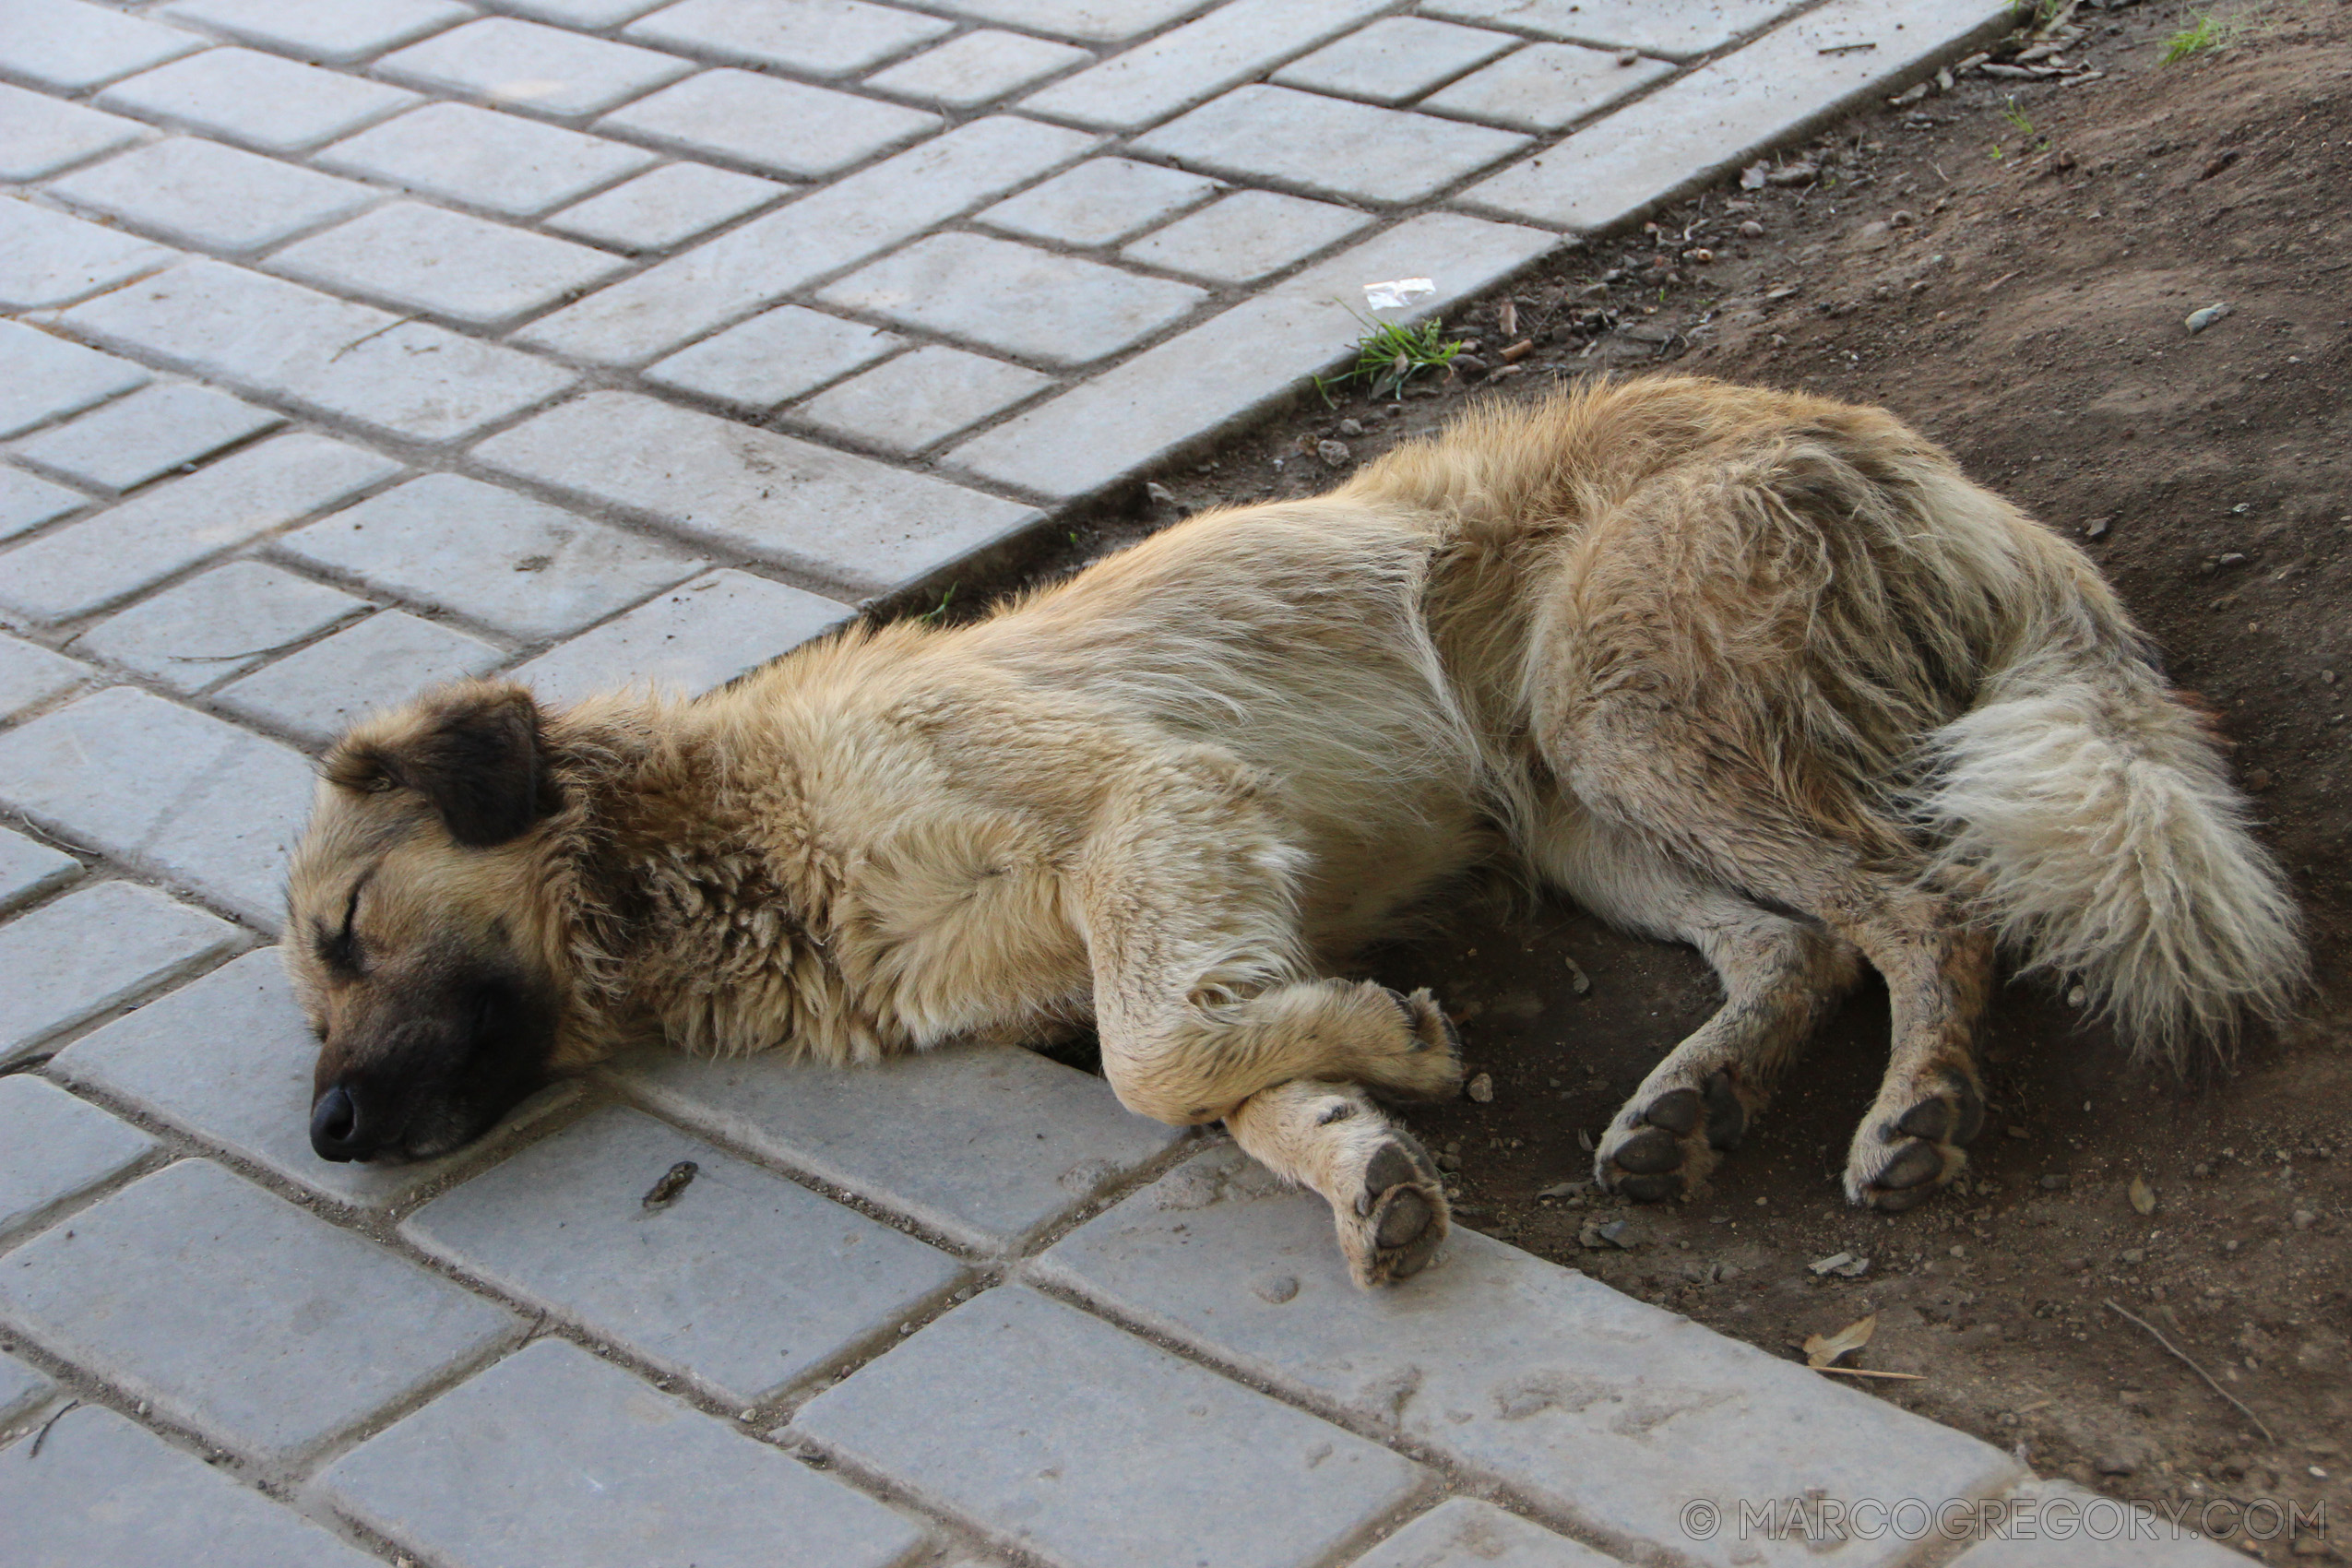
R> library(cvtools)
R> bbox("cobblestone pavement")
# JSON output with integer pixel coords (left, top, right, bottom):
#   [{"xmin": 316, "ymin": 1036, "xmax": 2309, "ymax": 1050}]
[{"xmin": 0, "ymin": 1, "xmax": 2254, "ymax": 1564}]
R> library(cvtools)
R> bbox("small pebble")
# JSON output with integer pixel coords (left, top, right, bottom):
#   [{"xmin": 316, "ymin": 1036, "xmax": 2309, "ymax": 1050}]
[
  {"xmin": 1739, "ymin": 219, "xmax": 1764, "ymax": 238},
  {"xmin": 2120, "ymin": 1248, "xmax": 2145, "ymax": 1265},
  {"xmin": 1336, "ymin": 418, "xmax": 1363, "ymax": 437},
  {"xmin": 1317, "ymin": 438, "xmax": 1352, "ymax": 467},
  {"xmin": 1467, "ymin": 1072, "xmax": 1494, "ymax": 1103},
  {"xmin": 2293, "ymin": 1209, "xmax": 2317, "ymax": 1230},
  {"xmin": 2039, "ymin": 1173, "xmax": 2070, "ymax": 1190},
  {"xmin": 1889, "ymin": 209, "xmax": 1917, "ymax": 227},
  {"xmin": 2185, "ymin": 302, "xmax": 2231, "ymax": 333}
]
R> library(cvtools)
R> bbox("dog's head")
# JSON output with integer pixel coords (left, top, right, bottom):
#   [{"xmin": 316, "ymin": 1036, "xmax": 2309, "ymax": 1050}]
[{"xmin": 285, "ymin": 681, "xmax": 570, "ymax": 1165}]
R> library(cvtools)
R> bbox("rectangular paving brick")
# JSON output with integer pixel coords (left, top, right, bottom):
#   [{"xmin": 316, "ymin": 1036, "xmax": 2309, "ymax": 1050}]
[
  {"xmin": 0, "ymin": 467, "xmax": 89, "ymax": 542},
  {"xmin": 1421, "ymin": 0, "xmax": 1802, "ymax": 60},
  {"xmin": 980, "ymin": 156, "xmax": 1219, "ymax": 247},
  {"xmin": 0, "ymin": 198, "xmax": 180, "ymax": 312},
  {"xmin": 795, "ymin": 1286, "xmax": 1424, "ymax": 1568},
  {"xmin": 320, "ymin": 1338, "xmax": 927, "ymax": 1568},
  {"xmin": 1360, "ymin": 1499, "xmax": 1623, "ymax": 1568},
  {"xmin": 612, "ymin": 1042, "xmax": 1183, "ymax": 1252},
  {"xmin": 0, "ymin": 0, "xmax": 204, "ymax": 91},
  {"xmin": 0, "ymin": 81, "xmax": 143, "ymax": 179},
  {"xmin": 1134, "ymin": 86, "xmax": 1529, "ymax": 205},
  {"xmin": 1120, "ymin": 188, "xmax": 1372, "ymax": 284},
  {"xmin": 820, "ymin": 233, "xmax": 1206, "ymax": 368},
  {"xmin": 0, "ymin": 319, "xmax": 148, "ymax": 441},
  {"xmin": 643, "ymin": 304, "xmax": 903, "ymax": 411},
  {"xmin": 474, "ymin": 391, "xmax": 1040, "ymax": 597},
  {"xmin": 13, "ymin": 382, "xmax": 282, "ymax": 493},
  {"xmin": 319, "ymin": 101, "xmax": 658, "ymax": 219},
  {"xmin": 281, "ymin": 473, "xmax": 705, "ymax": 643},
  {"xmin": 269, "ymin": 201, "xmax": 629, "ymax": 330},
  {"xmin": 98, "ymin": 46, "xmax": 418, "ymax": 152},
  {"xmin": 376, "ymin": 18, "xmax": 695, "ymax": 118},
  {"xmin": 0, "ymin": 430, "xmax": 398, "ymax": 623},
  {"xmin": 521, "ymin": 114, "xmax": 1096, "ymax": 366},
  {"xmin": 68, "ymin": 561, "xmax": 365, "ymax": 693},
  {"xmin": 0, "ymin": 1404, "xmax": 386, "ymax": 1568},
  {"xmin": 159, "ymin": 0, "xmax": 470, "ymax": 65},
  {"xmin": 63, "ymin": 259, "xmax": 577, "ymax": 444},
  {"xmin": 796, "ymin": 346, "xmax": 1054, "ymax": 456},
  {"xmin": 1022, "ymin": 0, "xmax": 1387, "ymax": 130},
  {"xmin": 509, "ymin": 568, "xmax": 854, "ymax": 705},
  {"xmin": 952, "ymin": 211, "xmax": 1555, "ymax": 500},
  {"xmin": 407, "ymin": 1105, "xmax": 965, "ymax": 1406},
  {"xmin": 215, "ymin": 608, "xmax": 507, "ymax": 749},
  {"xmin": 626, "ymin": 0, "xmax": 952, "ymax": 77},
  {"xmin": 0, "ymin": 1348, "xmax": 47, "ymax": 1426},
  {"xmin": 600, "ymin": 68, "xmax": 940, "ymax": 182},
  {"xmin": 1036, "ymin": 1144, "xmax": 2022, "ymax": 1568},
  {"xmin": 1423, "ymin": 42, "xmax": 1674, "ymax": 134},
  {"xmin": 1274, "ymin": 17, "xmax": 1518, "ymax": 106},
  {"xmin": 0, "ymin": 880, "xmax": 240, "ymax": 1064},
  {"xmin": 505, "ymin": 0, "xmax": 670, "ymax": 22},
  {"xmin": 0, "ymin": 687, "xmax": 315, "ymax": 928},
  {"xmin": 53, "ymin": 948, "xmax": 581, "ymax": 1210},
  {"xmin": 545, "ymin": 160, "xmax": 788, "ymax": 253},
  {"xmin": 0, "ymin": 826, "xmax": 78, "ymax": 912},
  {"xmin": 0, "ymin": 631, "xmax": 90, "ymax": 719},
  {"xmin": 0, "ymin": 1075, "xmax": 156, "ymax": 1239},
  {"xmin": 0, "ymin": 1158, "xmax": 517, "ymax": 1464},
  {"xmin": 1464, "ymin": 0, "xmax": 2010, "ymax": 232},
  {"xmin": 930, "ymin": 0, "xmax": 1197, "ymax": 42},
  {"xmin": 1942, "ymin": 1480, "xmax": 2247, "ymax": 1567},
  {"xmin": 865, "ymin": 29, "xmax": 1090, "ymax": 109},
  {"xmin": 46, "ymin": 135, "xmax": 378, "ymax": 255}
]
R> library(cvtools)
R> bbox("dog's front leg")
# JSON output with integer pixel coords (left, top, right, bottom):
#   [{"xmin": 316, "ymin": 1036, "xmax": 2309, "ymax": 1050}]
[{"xmin": 1226, "ymin": 1080, "xmax": 1448, "ymax": 1288}]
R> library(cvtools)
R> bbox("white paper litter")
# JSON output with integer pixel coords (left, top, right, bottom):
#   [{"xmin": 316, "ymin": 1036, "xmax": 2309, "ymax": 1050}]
[{"xmin": 1362, "ymin": 277, "xmax": 1435, "ymax": 310}]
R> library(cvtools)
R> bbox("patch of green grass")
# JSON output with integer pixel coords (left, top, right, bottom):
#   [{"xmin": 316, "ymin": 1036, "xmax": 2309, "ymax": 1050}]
[
  {"xmin": 1331, "ymin": 305, "xmax": 1465, "ymax": 399},
  {"xmin": 2000, "ymin": 99, "xmax": 2037, "ymax": 137},
  {"xmin": 2163, "ymin": 14, "xmax": 2225, "ymax": 61},
  {"xmin": 915, "ymin": 581, "xmax": 957, "ymax": 625}
]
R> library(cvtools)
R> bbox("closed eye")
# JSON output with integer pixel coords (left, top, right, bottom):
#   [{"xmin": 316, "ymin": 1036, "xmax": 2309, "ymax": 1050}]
[{"xmin": 314, "ymin": 875, "xmax": 368, "ymax": 978}]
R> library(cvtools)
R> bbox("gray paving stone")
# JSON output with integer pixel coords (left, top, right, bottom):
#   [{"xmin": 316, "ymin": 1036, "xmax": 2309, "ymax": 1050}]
[
  {"xmin": 475, "ymin": 391, "xmax": 1040, "ymax": 597},
  {"xmin": 928, "ymin": 0, "xmax": 1198, "ymax": 42},
  {"xmin": 0, "ymin": 1348, "xmax": 46, "ymax": 1426},
  {"xmin": 0, "ymin": 1158, "xmax": 517, "ymax": 1463},
  {"xmin": 626, "ymin": 0, "xmax": 952, "ymax": 77},
  {"xmin": 0, "ymin": 0, "xmax": 203, "ymax": 91},
  {"xmin": 1121, "ymin": 188, "xmax": 1372, "ymax": 284},
  {"xmin": 0, "ymin": 1403, "xmax": 385, "ymax": 1568},
  {"xmin": 1465, "ymin": 0, "xmax": 2009, "ymax": 231},
  {"xmin": 822, "ymin": 232, "xmax": 1205, "ymax": 368},
  {"xmin": 320, "ymin": 102, "xmax": 658, "ymax": 219},
  {"xmin": 1358, "ymin": 1499, "xmax": 1621, "ymax": 1568},
  {"xmin": 64, "ymin": 259, "xmax": 577, "ymax": 444},
  {"xmin": 1423, "ymin": 42, "xmax": 1674, "ymax": 133},
  {"xmin": 510, "ymin": 567, "xmax": 854, "ymax": 705},
  {"xmin": 281, "ymin": 473, "xmax": 704, "ymax": 642},
  {"xmin": 13, "ymin": 383, "xmax": 282, "ymax": 493},
  {"xmin": 980, "ymin": 156, "xmax": 1218, "ymax": 247},
  {"xmin": 504, "ymin": 0, "xmax": 669, "ymax": 22},
  {"xmin": 0, "ymin": 81, "xmax": 144, "ymax": 179},
  {"xmin": 795, "ymin": 1286, "xmax": 1423, "ymax": 1568},
  {"xmin": 0, "ymin": 467, "xmax": 89, "ymax": 541},
  {"xmin": 1273, "ymin": 17, "xmax": 1518, "ymax": 105},
  {"xmin": 0, "ymin": 826, "xmax": 78, "ymax": 912},
  {"xmin": 0, "ymin": 1075, "xmax": 157, "ymax": 1240},
  {"xmin": 68, "ymin": 561, "xmax": 365, "ymax": 692},
  {"xmin": 1022, "ymin": 0, "xmax": 1387, "ymax": 131},
  {"xmin": 611, "ymin": 1042, "xmax": 1183, "ymax": 1252},
  {"xmin": 865, "ymin": 28, "xmax": 1089, "ymax": 109},
  {"xmin": 0, "ymin": 880, "xmax": 239, "ymax": 1064},
  {"xmin": 1134, "ymin": 86, "xmax": 1530, "ymax": 206},
  {"xmin": 644, "ymin": 304, "xmax": 903, "ymax": 410},
  {"xmin": 320, "ymin": 1337, "xmax": 926, "ymax": 1568},
  {"xmin": 97, "ymin": 46, "xmax": 418, "ymax": 153},
  {"xmin": 0, "ymin": 197, "xmax": 179, "ymax": 312},
  {"xmin": 796, "ymin": 346, "xmax": 1054, "ymax": 455},
  {"xmin": 1036, "ymin": 1144, "xmax": 2022, "ymax": 1568},
  {"xmin": 0, "ymin": 687, "xmax": 315, "ymax": 927},
  {"xmin": 269, "ymin": 201, "xmax": 628, "ymax": 330},
  {"xmin": 0, "ymin": 632, "xmax": 90, "ymax": 719},
  {"xmin": 545, "ymin": 160, "xmax": 788, "ymax": 253},
  {"xmin": 215, "ymin": 609, "xmax": 507, "ymax": 749},
  {"xmin": 0, "ymin": 320, "xmax": 149, "ymax": 441},
  {"xmin": 952, "ymin": 211, "xmax": 1554, "ymax": 500},
  {"xmin": 600, "ymin": 68, "xmax": 939, "ymax": 181},
  {"xmin": 376, "ymin": 18, "xmax": 696, "ymax": 118},
  {"xmin": 1942, "ymin": 1480, "xmax": 2247, "ymax": 1567},
  {"xmin": 0, "ymin": 430, "xmax": 398, "ymax": 624},
  {"xmin": 46, "ymin": 135, "xmax": 378, "ymax": 255},
  {"xmin": 408, "ymin": 1105, "xmax": 965, "ymax": 1405},
  {"xmin": 160, "ymin": 0, "xmax": 470, "ymax": 64},
  {"xmin": 53, "ymin": 948, "xmax": 581, "ymax": 1210},
  {"xmin": 522, "ymin": 114, "xmax": 1094, "ymax": 366},
  {"xmin": 1421, "ymin": 0, "xmax": 1802, "ymax": 60}
]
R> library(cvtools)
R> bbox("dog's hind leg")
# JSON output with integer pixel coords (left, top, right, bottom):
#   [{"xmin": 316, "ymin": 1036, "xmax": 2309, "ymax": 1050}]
[{"xmin": 1226, "ymin": 1079, "xmax": 1448, "ymax": 1287}]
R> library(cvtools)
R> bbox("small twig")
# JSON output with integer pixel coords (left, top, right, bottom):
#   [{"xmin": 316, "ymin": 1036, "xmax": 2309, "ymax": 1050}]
[
  {"xmin": 2105, "ymin": 1299, "xmax": 2275, "ymax": 1443},
  {"xmin": 28, "ymin": 1399, "xmax": 80, "ymax": 1458},
  {"xmin": 1814, "ymin": 1366, "xmax": 1925, "ymax": 1381}
]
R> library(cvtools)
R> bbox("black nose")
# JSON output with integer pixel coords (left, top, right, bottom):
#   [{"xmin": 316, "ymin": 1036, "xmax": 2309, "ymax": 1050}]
[{"xmin": 310, "ymin": 1082, "xmax": 374, "ymax": 1161}]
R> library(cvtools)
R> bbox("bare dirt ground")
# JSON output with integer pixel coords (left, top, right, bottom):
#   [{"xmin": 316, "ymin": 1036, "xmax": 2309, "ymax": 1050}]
[{"xmin": 994, "ymin": 2, "xmax": 2352, "ymax": 1556}]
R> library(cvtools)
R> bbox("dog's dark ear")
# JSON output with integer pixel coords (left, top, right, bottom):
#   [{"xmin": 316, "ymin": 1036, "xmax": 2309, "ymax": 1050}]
[{"xmin": 327, "ymin": 683, "xmax": 551, "ymax": 847}]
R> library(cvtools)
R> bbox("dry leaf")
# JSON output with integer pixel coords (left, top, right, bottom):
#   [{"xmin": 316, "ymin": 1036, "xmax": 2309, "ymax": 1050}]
[
  {"xmin": 2130, "ymin": 1175, "xmax": 2156, "ymax": 1216},
  {"xmin": 1804, "ymin": 1313, "xmax": 1878, "ymax": 1368}
]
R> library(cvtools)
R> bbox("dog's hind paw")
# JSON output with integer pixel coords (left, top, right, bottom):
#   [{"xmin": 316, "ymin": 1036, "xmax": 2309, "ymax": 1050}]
[
  {"xmin": 1843, "ymin": 1068, "xmax": 1983, "ymax": 1212},
  {"xmin": 1336, "ymin": 1132, "xmax": 1449, "ymax": 1287},
  {"xmin": 1595, "ymin": 1070, "xmax": 1750, "ymax": 1202}
]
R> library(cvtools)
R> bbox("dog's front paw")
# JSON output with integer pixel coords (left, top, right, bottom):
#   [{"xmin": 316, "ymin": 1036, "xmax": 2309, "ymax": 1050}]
[
  {"xmin": 1361, "ymin": 984, "xmax": 1465, "ymax": 1102},
  {"xmin": 1334, "ymin": 1131, "xmax": 1449, "ymax": 1287},
  {"xmin": 1594, "ymin": 1070, "xmax": 1750, "ymax": 1203},
  {"xmin": 1843, "ymin": 1067, "xmax": 1984, "ymax": 1212}
]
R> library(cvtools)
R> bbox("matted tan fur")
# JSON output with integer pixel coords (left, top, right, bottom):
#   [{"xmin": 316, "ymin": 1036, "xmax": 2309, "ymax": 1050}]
[{"xmin": 285, "ymin": 375, "xmax": 2304, "ymax": 1288}]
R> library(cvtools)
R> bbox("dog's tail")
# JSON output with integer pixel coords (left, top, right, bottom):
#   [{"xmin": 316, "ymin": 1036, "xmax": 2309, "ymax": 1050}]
[{"xmin": 1911, "ymin": 572, "xmax": 2304, "ymax": 1069}]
